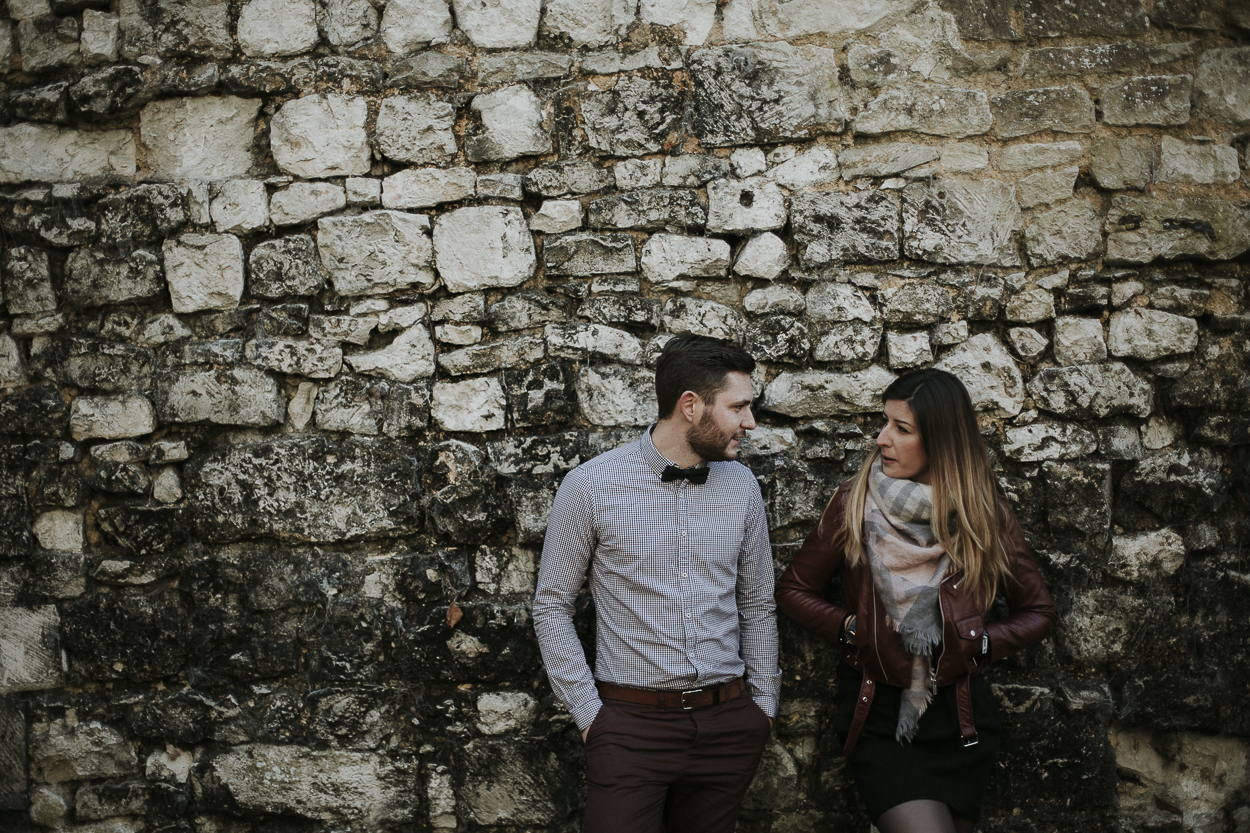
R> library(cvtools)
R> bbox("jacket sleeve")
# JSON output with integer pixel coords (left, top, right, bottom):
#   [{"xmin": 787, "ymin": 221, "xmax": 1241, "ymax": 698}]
[
  {"xmin": 775, "ymin": 485, "xmax": 853, "ymax": 646},
  {"xmin": 986, "ymin": 498, "xmax": 1058, "ymax": 664}
]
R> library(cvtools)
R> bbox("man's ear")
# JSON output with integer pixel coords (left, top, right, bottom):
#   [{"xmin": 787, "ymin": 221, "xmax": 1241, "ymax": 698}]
[{"xmin": 677, "ymin": 390, "xmax": 701, "ymax": 424}]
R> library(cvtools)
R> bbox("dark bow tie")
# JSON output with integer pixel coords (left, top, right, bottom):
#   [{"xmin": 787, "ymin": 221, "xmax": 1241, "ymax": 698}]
[{"xmin": 661, "ymin": 464, "xmax": 708, "ymax": 485}]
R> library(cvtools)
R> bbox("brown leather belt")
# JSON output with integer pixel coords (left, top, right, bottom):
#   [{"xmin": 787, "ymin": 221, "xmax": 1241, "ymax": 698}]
[{"xmin": 597, "ymin": 677, "xmax": 747, "ymax": 710}]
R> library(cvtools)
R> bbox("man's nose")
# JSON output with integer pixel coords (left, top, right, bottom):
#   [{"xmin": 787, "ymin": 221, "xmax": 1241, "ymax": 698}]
[{"xmin": 742, "ymin": 408, "xmax": 756, "ymax": 430}]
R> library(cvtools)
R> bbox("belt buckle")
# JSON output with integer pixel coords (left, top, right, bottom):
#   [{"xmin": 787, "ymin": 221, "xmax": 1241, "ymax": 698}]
[
  {"xmin": 962, "ymin": 734, "xmax": 979, "ymax": 747},
  {"xmin": 679, "ymin": 688, "xmax": 706, "ymax": 710}
]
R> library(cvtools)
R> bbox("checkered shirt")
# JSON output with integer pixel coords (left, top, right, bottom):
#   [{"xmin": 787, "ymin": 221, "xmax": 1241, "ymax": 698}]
[{"xmin": 533, "ymin": 426, "xmax": 780, "ymax": 731}]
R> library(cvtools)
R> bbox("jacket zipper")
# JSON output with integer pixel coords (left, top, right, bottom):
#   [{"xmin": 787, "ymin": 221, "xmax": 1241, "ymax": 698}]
[{"xmin": 932, "ymin": 575, "xmax": 957, "ymax": 695}]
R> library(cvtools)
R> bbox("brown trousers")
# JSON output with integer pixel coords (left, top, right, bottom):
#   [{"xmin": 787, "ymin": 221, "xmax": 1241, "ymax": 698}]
[{"xmin": 582, "ymin": 694, "xmax": 772, "ymax": 833}]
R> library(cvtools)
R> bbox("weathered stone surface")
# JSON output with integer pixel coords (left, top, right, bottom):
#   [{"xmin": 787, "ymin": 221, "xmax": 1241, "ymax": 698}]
[
  {"xmin": 587, "ymin": 188, "xmax": 705, "ymax": 232},
  {"xmin": 1101, "ymin": 75, "xmax": 1192, "ymax": 126},
  {"xmin": 883, "ymin": 330, "xmax": 930, "ymax": 368},
  {"xmin": 545, "ymin": 323, "xmax": 642, "ymax": 364},
  {"xmin": 0, "ymin": 605, "xmax": 62, "ymax": 693},
  {"xmin": 1194, "ymin": 47, "xmax": 1250, "ymax": 124},
  {"xmin": 16, "ymin": 15, "xmax": 80, "ymax": 73},
  {"xmin": 69, "ymin": 394, "xmax": 155, "ymax": 440},
  {"xmin": 706, "ymin": 178, "xmax": 786, "ymax": 235},
  {"xmin": 813, "ymin": 322, "xmax": 881, "ymax": 362},
  {"xmin": 639, "ymin": 234, "xmax": 730, "ymax": 285},
  {"xmin": 466, "ymin": 85, "xmax": 551, "ymax": 162},
  {"xmin": 575, "ymin": 364, "xmax": 655, "ymax": 426},
  {"xmin": 186, "ymin": 435, "xmax": 418, "ymax": 541},
  {"xmin": 209, "ymin": 179, "xmax": 268, "ymax": 234},
  {"xmin": 451, "ymin": 0, "xmax": 539, "ymax": 47},
  {"xmin": 318, "ymin": 211, "xmax": 435, "ymax": 295},
  {"xmin": 269, "ymin": 182, "xmax": 346, "ymax": 226},
  {"xmin": 934, "ymin": 334, "xmax": 1023, "ymax": 416},
  {"xmin": 880, "ymin": 282, "xmax": 953, "ymax": 326},
  {"xmin": 542, "ymin": 0, "xmax": 633, "ymax": 47},
  {"xmin": 381, "ymin": 0, "xmax": 453, "ymax": 53},
  {"xmin": 67, "ymin": 66, "xmax": 154, "ymax": 121},
  {"xmin": 99, "ymin": 183, "xmax": 189, "ymax": 245},
  {"xmin": 837, "ymin": 143, "xmax": 935, "ymax": 181},
  {"xmin": 433, "ymin": 206, "xmax": 536, "ymax": 293},
  {"xmin": 1017, "ymin": 0, "xmax": 1146, "ymax": 37},
  {"xmin": 1106, "ymin": 197, "xmax": 1250, "ymax": 264},
  {"xmin": 995, "ymin": 140, "xmax": 1084, "ymax": 172},
  {"xmin": 245, "ymin": 338, "xmax": 342, "ymax": 378},
  {"xmin": 155, "ymin": 366, "xmax": 285, "ymax": 426},
  {"xmin": 317, "ymin": 0, "xmax": 379, "ymax": 48},
  {"xmin": 439, "ymin": 336, "xmax": 545, "ymax": 376},
  {"xmin": 528, "ymin": 200, "xmax": 582, "ymax": 234},
  {"xmin": 140, "ymin": 96, "xmax": 260, "ymax": 180},
  {"xmin": 1156, "ymin": 136, "xmax": 1239, "ymax": 185},
  {"xmin": 457, "ymin": 738, "xmax": 577, "ymax": 825},
  {"xmin": 1027, "ymin": 363, "xmax": 1153, "ymax": 419},
  {"xmin": 119, "ymin": 0, "xmax": 232, "ymax": 58},
  {"xmin": 250, "ymin": 235, "xmax": 326, "ymax": 298},
  {"xmin": 763, "ymin": 366, "xmax": 895, "ymax": 416},
  {"xmin": 766, "ymin": 144, "xmax": 839, "ymax": 189},
  {"xmin": 30, "ymin": 719, "xmax": 137, "ymax": 782},
  {"xmin": 688, "ymin": 43, "xmax": 846, "ymax": 147},
  {"xmin": 1054, "ymin": 317, "xmax": 1107, "ymax": 365},
  {"xmin": 1019, "ymin": 42, "xmax": 1149, "ymax": 77},
  {"xmin": 1002, "ymin": 421, "xmax": 1098, "ymax": 461},
  {"xmin": 1025, "ymin": 200, "xmax": 1103, "ymax": 266},
  {"xmin": 238, "ymin": 0, "xmax": 318, "ymax": 56},
  {"xmin": 734, "ymin": 233, "xmax": 789, "ymax": 281},
  {"xmin": 163, "ymin": 233, "xmax": 244, "ymax": 313},
  {"xmin": 991, "ymin": 87, "xmax": 1095, "ymax": 138},
  {"xmin": 388, "ymin": 50, "xmax": 464, "ymax": 88},
  {"xmin": 722, "ymin": 0, "xmax": 926, "ymax": 41},
  {"xmin": 855, "ymin": 85, "xmax": 991, "ymax": 138},
  {"xmin": 544, "ymin": 232, "xmax": 635, "ymax": 276},
  {"xmin": 792, "ymin": 190, "xmax": 899, "ymax": 266},
  {"xmin": 381, "ymin": 166, "xmax": 476, "ymax": 209},
  {"xmin": 662, "ymin": 297, "xmax": 744, "ymax": 341},
  {"xmin": 346, "ymin": 325, "xmax": 436, "ymax": 383},
  {"xmin": 1120, "ymin": 448, "xmax": 1221, "ymax": 525},
  {"xmin": 0, "ymin": 124, "xmax": 135, "ymax": 184},
  {"xmin": 580, "ymin": 77, "xmax": 682, "ymax": 157},
  {"xmin": 902, "ymin": 180, "xmax": 1020, "ymax": 266},
  {"xmin": 1110, "ymin": 528, "xmax": 1185, "ymax": 582},
  {"xmin": 29, "ymin": 336, "xmax": 153, "ymax": 392},
  {"xmin": 375, "ymin": 93, "xmax": 456, "ymax": 165},
  {"xmin": 4, "ymin": 246, "xmax": 55, "ymax": 315},
  {"xmin": 1018, "ymin": 166, "xmax": 1078, "ymax": 209},
  {"xmin": 1108, "ymin": 308, "xmax": 1198, "ymax": 360},
  {"xmin": 431, "ymin": 377, "xmax": 505, "ymax": 432},
  {"xmin": 805, "ymin": 282, "xmax": 875, "ymax": 323},
  {"xmin": 503, "ymin": 362, "xmax": 575, "ymax": 428},
  {"xmin": 80, "ymin": 10, "xmax": 119, "ymax": 63},
  {"xmin": 270, "ymin": 94, "xmax": 369, "ymax": 178},
  {"xmin": 524, "ymin": 161, "xmax": 615, "ymax": 196},
  {"xmin": 662, "ymin": 155, "xmax": 731, "ymax": 188}
]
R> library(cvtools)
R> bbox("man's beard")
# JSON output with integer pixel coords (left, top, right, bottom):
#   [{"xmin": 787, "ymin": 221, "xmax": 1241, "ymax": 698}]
[{"xmin": 687, "ymin": 411, "xmax": 740, "ymax": 462}]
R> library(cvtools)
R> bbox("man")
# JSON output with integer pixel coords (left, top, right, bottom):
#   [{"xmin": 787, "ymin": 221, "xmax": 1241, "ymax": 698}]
[{"xmin": 533, "ymin": 334, "xmax": 780, "ymax": 833}]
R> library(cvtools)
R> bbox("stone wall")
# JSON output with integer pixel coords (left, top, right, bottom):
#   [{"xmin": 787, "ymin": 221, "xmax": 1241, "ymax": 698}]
[{"xmin": 0, "ymin": 0, "xmax": 1248, "ymax": 829}]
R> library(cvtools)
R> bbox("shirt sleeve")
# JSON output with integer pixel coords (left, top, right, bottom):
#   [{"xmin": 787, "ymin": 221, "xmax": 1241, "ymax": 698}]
[
  {"xmin": 737, "ymin": 477, "xmax": 781, "ymax": 718},
  {"xmin": 531, "ymin": 467, "xmax": 604, "ymax": 731}
]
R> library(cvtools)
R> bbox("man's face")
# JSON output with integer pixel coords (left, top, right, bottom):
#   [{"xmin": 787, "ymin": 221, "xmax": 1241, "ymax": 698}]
[{"xmin": 687, "ymin": 371, "xmax": 757, "ymax": 463}]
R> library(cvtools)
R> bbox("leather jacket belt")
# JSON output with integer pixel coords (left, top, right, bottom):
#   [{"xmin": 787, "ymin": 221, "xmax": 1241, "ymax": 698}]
[{"xmin": 597, "ymin": 677, "xmax": 746, "ymax": 710}]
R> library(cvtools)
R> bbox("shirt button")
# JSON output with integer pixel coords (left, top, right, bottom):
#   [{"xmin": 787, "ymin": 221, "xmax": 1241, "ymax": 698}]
[
  {"xmin": 681, "ymin": 572, "xmax": 688, "ymax": 577},
  {"xmin": 680, "ymin": 531, "xmax": 687, "ymax": 537},
  {"xmin": 684, "ymin": 613, "xmax": 691, "ymax": 618}
]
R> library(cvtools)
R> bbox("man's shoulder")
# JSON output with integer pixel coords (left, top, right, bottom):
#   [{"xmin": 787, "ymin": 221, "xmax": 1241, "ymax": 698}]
[
  {"xmin": 711, "ymin": 460, "xmax": 762, "ymax": 489},
  {"xmin": 562, "ymin": 437, "xmax": 644, "ymax": 487}
]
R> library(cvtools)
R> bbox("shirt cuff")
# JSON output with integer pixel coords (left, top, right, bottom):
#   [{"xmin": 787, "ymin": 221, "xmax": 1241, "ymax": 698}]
[
  {"xmin": 751, "ymin": 694, "xmax": 778, "ymax": 719},
  {"xmin": 572, "ymin": 698, "xmax": 603, "ymax": 732}
]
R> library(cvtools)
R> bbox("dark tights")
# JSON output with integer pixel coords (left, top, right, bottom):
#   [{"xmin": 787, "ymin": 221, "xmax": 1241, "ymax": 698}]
[{"xmin": 875, "ymin": 800, "xmax": 976, "ymax": 833}]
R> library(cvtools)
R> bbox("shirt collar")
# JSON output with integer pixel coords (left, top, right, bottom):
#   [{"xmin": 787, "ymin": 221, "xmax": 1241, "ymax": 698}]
[{"xmin": 640, "ymin": 423, "xmax": 708, "ymax": 482}]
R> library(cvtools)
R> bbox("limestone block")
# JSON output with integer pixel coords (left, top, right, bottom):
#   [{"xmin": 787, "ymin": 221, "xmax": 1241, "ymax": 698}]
[
  {"xmin": 734, "ymin": 233, "xmax": 789, "ymax": 280},
  {"xmin": 245, "ymin": 338, "xmax": 342, "ymax": 378},
  {"xmin": 318, "ymin": 0, "xmax": 378, "ymax": 48},
  {"xmin": 347, "ymin": 325, "xmax": 435, "ymax": 382},
  {"xmin": 140, "ymin": 96, "xmax": 260, "ymax": 180},
  {"xmin": 69, "ymin": 394, "xmax": 156, "ymax": 440},
  {"xmin": 381, "ymin": 167, "xmax": 476, "ymax": 209},
  {"xmin": 382, "ymin": 0, "xmax": 452, "ymax": 53},
  {"xmin": 995, "ymin": 140, "xmax": 1083, "ymax": 172},
  {"xmin": 706, "ymin": 178, "xmax": 786, "ymax": 234},
  {"xmin": 451, "ymin": 0, "xmax": 540, "ymax": 47},
  {"xmin": 805, "ymin": 283, "xmax": 874, "ymax": 324},
  {"xmin": 433, "ymin": 206, "xmax": 535, "ymax": 293},
  {"xmin": 1110, "ymin": 528, "xmax": 1185, "ymax": 582},
  {"xmin": 119, "ymin": 0, "xmax": 232, "ymax": 59},
  {"xmin": 1121, "ymin": 448, "xmax": 1222, "ymax": 525},
  {"xmin": 269, "ymin": 182, "xmax": 346, "ymax": 226},
  {"xmin": 1002, "ymin": 421, "xmax": 1098, "ymax": 462},
  {"xmin": 202, "ymin": 744, "xmax": 417, "ymax": 826},
  {"xmin": 16, "ymin": 14, "xmax": 79, "ymax": 73},
  {"xmin": 744, "ymin": 285, "xmax": 804, "ymax": 315},
  {"xmin": 163, "ymin": 233, "xmax": 244, "ymax": 313},
  {"xmin": 688, "ymin": 42, "xmax": 846, "ymax": 147},
  {"xmin": 1019, "ymin": 42, "xmax": 1150, "ymax": 77},
  {"xmin": 479, "ymin": 51, "xmax": 571, "ymax": 85},
  {"xmin": 0, "ymin": 20, "xmax": 13, "ymax": 72},
  {"xmin": 1024, "ymin": 200, "xmax": 1102, "ymax": 267},
  {"xmin": 792, "ymin": 190, "xmax": 900, "ymax": 266},
  {"xmin": 934, "ymin": 334, "xmax": 1024, "ymax": 416},
  {"xmin": 640, "ymin": 234, "xmax": 731, "ymax": 285},
  {"xmin": 238, "ymin": 0, "xmax": 319, "ymax": 56},
  {"xmin": 375, "ymin": 93, "xmax": 457, "ymax": 165},
  {"xmin": 4, "ymin": 246, "xmax": 56, "ymax": 315},
  {"xmin": 933, "ymin": 320, "xmax": 968, "ymax": 346},
  {"xmin": 721, "ymin": 0, "xmax": 918, "ymax": 40},
  {"xmin": 991, "ymin": 87, "xmax": 1095, "ymax": 138},
  {"xmin": 1102, "ymin": 75, "xmax": 1192, "ymax": 126},
  {"xmin": 855, "ymin": 85, "xmax": 991, "ymax": 138},
  {"xmin": 0, "ymin": 333, "xmax": 27, "ymax": 388},
  {"xmin": 763, "ymin": 366, "xmax": 895, "ymax": 417},
  {"xmin": 1108, "ymin": 308, "xmax": 1197, "ymax": 360},
  {"xmin": 662, "ymin": 297, "xmax": 744, "ymax": 342},
  {"xmin": 575, "ymin": 364, "xmax": 655, "ymax": 426},
  {"xmin": 270, "ymin": 94, "xmax": 369, "ymax": 179},
  {"xmin": 432, "ymin": 294, "xmax": 486, "ymax": 322},
  {"xmin": 436, "ymin": 324, "xmax": 482, "ymax": 345},
  {"xmin": 530, "ymin": 200, "xmax": 582, "ymax": 234},
  {"xmin": 80, "ymin": 9, "xmax": 118, "ymax": 63},
  {"xmin": 250, "ymin": 235, "xmax": 326, "ymax": 298},
  {"xmin": 465, "ymin": 85, "xmax": 550, "ymax": 162},
  {"xmin": 578, "ymin": 296, "xmax": 658, "ymax": 328},
  {"xmin": 940, "ymin": 143, "xmax": 988, "ymax": 174},
  {"xmin": 34, "ymin": 510, "xmax": 83, "ymax": 552},
  {"xmin": 1194, "ymin": 47, "xmax": 1250, "ymax": 125},
  {"xmin": 311, "ymin": 315, "xmax": 376, "ymax": 346},
  {"xmin": 1054, "ymin": 317, "xmax": 1107, "ymax": 365},
  {"xmin": 764, "ymin": 145, "xmax": 839, "ymax": 189},
  {"xmin": 477, "ymin": 173, "xmax": 523, "ymax": 200},
  {"xmin": 1106, "ymin": 197, "xmax": 1250, "ymax": 264},
  {"xmin": 1018, "ymin": 166, "xmax": 1078, "ymax": 209},
  {"xmin": 318, "ymin": 211, "xmax": 435, "ymax": 295},
  {"xmin": 477, "ymin": 691, "xmax": 539, "ymax": 735},
  {"xmin": 1026, "ymin": 362, "xmax": 1153, "ymax": 419},
  {"xmin": 0, "ymin": 123, "xmax": 135, "ymax": 184},
  {"xmin": 1007, "ymin": 326, "xmax": 1047, "ymax": 360},
  {"xmin": 541, "ymin": 0, "xmax": 633, "ymax": 46},
  {"xmin": 1003, "ymin": 288, "xmax": 1054, "ymax": 325},
  {"xmin": 1156, "ymin": 136, "xmax": 1239, "ymax": 185},
  {"xmin": 637, "ymin": 0, "xmax": 713, "ymax": 44},
  {"xmin": 435, "ymin": 334, "xmax": 541, "ymax": 377},
  {"xmin": 8, "ymin": 0, "xmax": 50, "ymax": 19},
  {"xmin": 97, "ymin": 183, "xmax": 189, "ymax": 246},
  {"xmin": 488, "ymin": 292, "xmax": 566, "ymax": 331},
  {"xmin": 902, "ymin": 180, "xmax": 1020, "ymax": 266},
  {"xmin": 210, "ymin": 180, "xmax": 268, "ymax": 234},
  {"xmin": 837, "ymin": 143, "xmax": 935, "ymax": 182},
  {"xmin": 580, "ymin": 77, "xmax": 682, "ymax": 157},
  {"xmin": 545, "ymin": 323, "xmax": 642, "ymax": 364},
  {"xmin": 586, "ymin": 188, "xmax": 705, "ymax": 232},
  {"xmin": 885, "ymin": 331, "xmax": 931, "ymax": 369},
  {"xmin": 880, "ymin": 283, "xmax": 952, "ymax": 326},
  {"xmin": 155, "ymin": 366, "xmax": 285, "ymax": 426},
  {"xmin": 1112, "ymin": 727, "xmax": 1250, "ymax": 818},
  {"xmin": 525, "ymin": 161, "xmax": 615, "ymax": 196},
  {"xmin": 613, "ymin": 158, "xmax": 662, "ymax": 190},
  {"xmin": 812, "ymin": 322, "xmax": 881, "ymax": 362},
  {"xmin": 0, "ymin": 605, "xmax": 63, "ymax": 693},
  {"xmin": 432, "ymin": 377, "xmax": 505, "ymax": 432}
]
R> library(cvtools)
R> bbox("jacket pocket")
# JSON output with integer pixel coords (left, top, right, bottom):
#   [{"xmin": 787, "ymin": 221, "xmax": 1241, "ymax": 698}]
[{"xmin": 955, "ymin": 614, "xmax": 985, "ymax": 642}]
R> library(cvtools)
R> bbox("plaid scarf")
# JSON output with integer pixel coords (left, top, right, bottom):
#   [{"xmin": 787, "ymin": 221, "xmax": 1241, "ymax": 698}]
[{"xmin": 864, "ymin": 458, "xmax": 950, "ymax": 742}]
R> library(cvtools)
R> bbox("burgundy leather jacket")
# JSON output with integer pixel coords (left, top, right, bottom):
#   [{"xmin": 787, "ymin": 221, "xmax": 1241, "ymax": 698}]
[{"xmin": 776, "ymin": 482, "xmax": 1057, "ymax": 752}]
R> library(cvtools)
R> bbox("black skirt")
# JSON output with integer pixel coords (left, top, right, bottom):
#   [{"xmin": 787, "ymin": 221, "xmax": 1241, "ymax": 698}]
[{"xmin": 836, "ymin": 663, "xmax": 1001, "ymax": 822}]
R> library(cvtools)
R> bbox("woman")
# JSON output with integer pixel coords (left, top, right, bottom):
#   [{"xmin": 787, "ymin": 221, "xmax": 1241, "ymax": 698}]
[{"xmin": 776, "ymin": 368, "xmax": 1056, "ymax": 833}]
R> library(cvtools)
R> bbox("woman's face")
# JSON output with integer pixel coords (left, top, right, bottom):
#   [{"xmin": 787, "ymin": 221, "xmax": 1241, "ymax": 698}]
[{"xmin": 876, "ymin": 399, "xmax": 931, "ymax": 484}]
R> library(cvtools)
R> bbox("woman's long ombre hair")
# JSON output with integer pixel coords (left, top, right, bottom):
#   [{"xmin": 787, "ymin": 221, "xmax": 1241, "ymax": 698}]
[{"xmin": 837, "ymin": 368, "xmax": 1014, "ymax": 608}]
